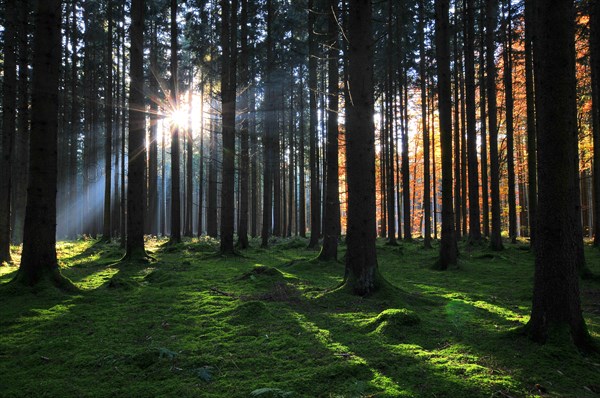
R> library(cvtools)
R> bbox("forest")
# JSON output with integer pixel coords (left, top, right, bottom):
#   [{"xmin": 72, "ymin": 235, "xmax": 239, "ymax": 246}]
[{"xmin": 0, "ymin": 0, "xmax": 600, "ymax": 396}]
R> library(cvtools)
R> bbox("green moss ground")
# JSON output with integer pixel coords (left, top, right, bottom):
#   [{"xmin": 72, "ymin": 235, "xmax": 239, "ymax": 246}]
[{"xmin": 1, "ymin": 237, "xmax": 599, "ymax": 397}]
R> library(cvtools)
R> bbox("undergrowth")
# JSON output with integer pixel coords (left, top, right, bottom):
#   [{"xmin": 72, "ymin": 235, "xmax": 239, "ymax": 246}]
[{"xmin": 0, "ymin": 237, "xmax": 599, "ymax": 397}]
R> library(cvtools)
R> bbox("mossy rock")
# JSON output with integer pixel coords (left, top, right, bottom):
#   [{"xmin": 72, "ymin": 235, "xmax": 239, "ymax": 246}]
[
  {"xmin": 227, "ymin": 301, "xmax": 273, "ymax": 324},
  {"xmin": 368, "ymin": 308, "xmax": 420, "ymax": 339}
]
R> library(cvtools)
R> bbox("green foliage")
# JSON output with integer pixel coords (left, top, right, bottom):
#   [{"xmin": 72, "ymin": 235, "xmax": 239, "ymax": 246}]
[{"xmin": 0, "ymin": 238, "xmax": 599, "ymax": 397}]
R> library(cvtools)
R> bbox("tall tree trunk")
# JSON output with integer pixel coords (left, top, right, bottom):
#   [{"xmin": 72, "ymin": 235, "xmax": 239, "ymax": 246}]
[
  {"xmin": 198, "ymin": 84, "xmax": 205, "ymax": 236},
  {"xmin": 486, "ymin": 0, "xmax": 504, "ymax": 251},
  {"xmin": 591, "ymin": 0, "xmax": 600, "ymax": 247},
  {"xmin": 238, "ymin": 0, "xmax": 250, "ymax": 248},
  {"xmin": 220, "ymin": 0, "xmax": 238, "ymax": 254},
  {"xmin": 503, "ymin": 0, "xmax": 517, "ymax": 244},
  {"xmin": 250, "ymin": 87, "xmax": 259, "ymax": 238},
  {"xmin": 298, "ymin": 73, "xmax": 306, "ymax": 238},
  {"xmin": 148, "ymin": 22, "xmax": 159, "ymax": 236},
  {"xmin": 452, "ymin": 22, "xmax": 462, "ymax": 240},
  {"xmin": 479, "ymin": 0, "xmax": 489, "ymax": 238},
  {"xmin": 261, "ymin": 0, "xmax": 275, "ymax": 247},
  {"xmin": 524, "ymin": 0, "xmax": 536, "ymax": 244},
  {"xmin": 419, "ymin": 0, "xmax": 432, "ymax": 248},
  {"xmin": 319, "ymin": 0, "xmax": 341, "ymax": 261},
  {"xmin": 170, "ymin": 0, "xmax": 181, "ymax": 243},
  {"xmin": 526, "ymin": 0, "xmax": 592, "ymax": 350},
  {"xmin": 464, "ymin": 0, "xmax": 481, "ymax": 243},
  {"xmin": 14, "ymin": 0, "xmax": 73, "ymax": 288},
  {"xmin": 342, "ymin": 0, "xmax": 385, "ymax": 296},
  {"xmin": 307, "ymin": 0, "xmax": 321, "ymax": 249},
  {"xmin": 185, "ymin": 74, "xmax": 194, "ymax": 237},
  {"xmin": 125, "ymin": 0, "xmax": 148, "ymax": 260},
  {"xmin": 102, "ymin": 0, "xmax": 114, "ymax": 242},
  {"xmin": 0, "ymin": 0, "xmax": 17, "ymax": 265},
  {"xmin": 435, "ymin": 0, "xmax": 458, "ymax": 270},
  {"xmin": 12, "ymin": 0, "xmax": 30, "ymax": 245}
]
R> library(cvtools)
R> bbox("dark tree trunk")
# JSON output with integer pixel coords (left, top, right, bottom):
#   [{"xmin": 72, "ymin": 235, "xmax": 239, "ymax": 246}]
[
  {"xmin": 419, "ymin": 0, "xmax": 432, "ymax": 248},
  {"xmin": 298, "ymin": 73, "xmax": 307, "ymax": 238},
  {"xmin": 435, "ymin": 0, "xmax": 458, "ymax": 269},
  {"xmin": 198, "ymin": 85, "xmax": 205, "ymax": 237},
  {"xmin": 14, "ymin": 0, "xmax": 73, "ymax": 288},
  {"xmin": 170, "ymin": 0, "xmax": 181, "ymax": 244},
  {"xmin": 319, "ymin": 0, "xmax": 341, "ymax": 261},
  {"xmin": 479, "ymin": 0, "xmax": 489, "ymax": 238},
  {"xmin": 124, "ymin": 0, "xmax": 148, "ymax": 260},
  {"xmin": 261, "ymin": 0, "xmax": 275, "ymax": 247},
  {"xmin": 503, "ymin": 0, "xmax": 517, "ymax": 244},
  {"xmin": 250, "ymin": 87, "xmax": 258, "ymax": 238},
  {"xmin": 184, "ymin": 77, "xmax": 194, "ymax": 237},
  {"xmin": 342, "ymin": 0, "xmax": 384, "ymax": 296},
  {"xmin": 464, "ymin": 0, "xmax": 481, "ymax": 244},
  {"xmin": 592, "ymin": 0, "xmax": 600, "ymax": 247},
  {"xmin": 148, "ymin": 22, "xmax": 159, "ymax": 236},
  {"xmin": 207, "ymin": 97, "xmax": 218, "ymax": 238},
  {"xmin": 102, "ymin": 0, "xmax": 114, "ymax": 242},
  {"xmin": 487, "ymin": 0, "xmax": 503, "ymax": 251},
  {"xmin": 238, "ymin": 0, "xmax": 250, "ymax": 249},
  {"xmin": 12, "ymin": 0, "xmax": 30, "ymax": 245},
  {"xmin": 452, "ymin": 25, "xmax": 462, "ymax": 240},
  {"xmin": 526, "ymin": 0, "xmax": 592, "ymax": 350},
  {"xmin": 524, "ymin": 0, "xmax": 537, "ymax": 244},
  {"xmin": 307, "ymin": 0, "xmax": 321, "ymax": 249},
  {"xmin": 220, "ymin": 0, "xmax": 238, "ymax": 254},
  {"xmin": 1, "ymin": 0, "xmax": 17, "ymax": 264}
]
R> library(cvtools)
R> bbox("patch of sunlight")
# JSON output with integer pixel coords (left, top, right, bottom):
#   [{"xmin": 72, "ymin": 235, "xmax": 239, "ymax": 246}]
[
  {"xmin": 415, "ymin": 283, "xmax": 527, "ymax": 323},
  {"xmin": 56, "ymin": 240, "xmax": 95, "ymax": 260},
  {"xmin": 292, "ymin": 312, "xmax": 409, "ymax": 394},
  {"xmin": 21, "ymin": 302, "xmax": 76, "ymax": 323},
  {"xmin": 76, "ymin": 268, "xmax": 119, "ymax": 290}
]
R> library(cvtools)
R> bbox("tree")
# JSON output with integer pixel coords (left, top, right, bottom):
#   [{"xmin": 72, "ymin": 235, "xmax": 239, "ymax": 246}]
[
  {"xmin": 486, "ymin": 0, "xmax": 503, "ymax": 251},
  {"xmin": 342, "ymin": 0, "xmax": 385, "ymax": 295},
  {"xmin": 12, "ymin": 0, "xmax": 73, "ymax": 288},
  {"xmin": 524, "ymin": 0, "xmax": 536, "ymax": 244},
  {"xmin": 591, "ymin": 0, "xmax": 600, "ymax": 247},
  {"xmin": 319, "ymin": 0, "xmax": 341, "ymax": 261},
  {"xmin": 124, "ymin": 0, "xmax": 149, "ymax": 260},
  {"xmin": 419, "ymin": 0, "xmax": 432, "ymax": 248},
  {"xmin": 525, "ymin": 0, "xmax": 592, "ymax": 350},
  {"xmin": 220, "ymin": 0, "xmax": 238, "ymax": 254},
  {"xmin": 464, "ymin": 0, "xmax": 481, "ymax": 244},
  {"xmin": 307, "ymin": 0, "xmax": 321, "ymax": 249},
  {"xmin": 435, "ymin": 0, "xmax": 458, "ymax": 269},
  {"xmin": 170, "ymin": 0, "xmax": 182, "ymax": 244},
  {"xmin": 0, "ymin": 0, "xmax": 17, "ymax": 265},
  {"xmin": 102, "ymin": 0, "xmax": 114, "ymax": 242},
  {"xmin": 237, "ymin": 0, "xmax": 250, "ymax": 249}
]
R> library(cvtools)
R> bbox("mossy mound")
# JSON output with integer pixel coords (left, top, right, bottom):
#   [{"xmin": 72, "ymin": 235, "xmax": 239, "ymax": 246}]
[
  {"xmin": 106, "ymin": 275, "xmax": 139, "ymax": 290},
  {"xmin": 368, "ymin": 308, "xmax": 420, "ymax": 339},
  {"xmin": 238, "ymin": 265, "xmax": 283, "ymax": 280},
  {"xmin": 144, "ymin": 269, "xmax": 175, "ymax": 286},
  {"xmin": 227, "ymin": 300, "xmax": 273, "ymax": 324}
]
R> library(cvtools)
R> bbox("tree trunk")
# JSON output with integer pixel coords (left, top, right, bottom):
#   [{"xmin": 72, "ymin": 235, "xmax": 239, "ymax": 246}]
[
  {"xmin": 148, "ymin": 22, "xmax": 159, "ymax": 236},
  {"xmin": 479, "ymin": 0, "xmax": 489, "ymax": 238},
  {"xmin": 342, "ymin": 0, "xmax": 384, "ymax": 296},
  {"xmin": 524, "ymin": 0, "xmax": 536, "ymax": 244},
  {"xmin": 464, "ymin": 0, "xmax": 481, "ymax": 244},
  {"xmin": 452, "ymin": 23, "xmax": 462, "ymax": 240},
  {"xmin": 319, "ymin": 0, "xmax": 341, "ymax": 261},
  {"xmin": 102, "ymin": 0, "xmax": 114, "ymax": 242},
  {"xmin": 487, "ymin": 0, "xmax": 503, "ymax": 251},
  {"xmin": 419, "ymin": 0, "xmax": 432, "ymax": 248},
  {"xmin": 0, "ymin": 0, "xmax": 17, "ymax": 265},
  {"xmin": 170, "ymin": 0, "xmax": 181, "ymax": 244},
  {"xmin": 307, "ymin": 0, "xmax": 321, "ymax": 249},
  {"xmin": 298, "ymin": 73, "xmax": 306, "ymax": 238},
  {"xmin": 238, "ymin": 0, "xmax": 250, "ymax": 248},
  {"xmin": 592, "ymin": 0, "xmax": 600, "ymax": 247},
  {"xmin": 526, "ymin": 0, "xmax": 592, "ymax": 350},
  {"xmin": 14, "ymin": 0, "xmax": 73, "ymax": 288},
  {"xmin": 503, "ymin": 0, "xmax": 517, "ymax": 244},
  {"xmin": 220, "ymin": 0, "xmax": 238, "ymax": 254},
  {"xmin": 435, "ymin": 0, "xmax": 458, "ymax": 270},
  {"xmin": 124, "ymin": 0, "xmax": 148, "ymax": 260}
]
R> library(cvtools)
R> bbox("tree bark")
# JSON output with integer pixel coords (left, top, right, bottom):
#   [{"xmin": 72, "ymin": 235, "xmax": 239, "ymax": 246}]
[
  {"xmin": 102, "ymin": 0, "xmax": 114, "ymax": 242},
  {"xmin": 526, "ymin": 0, "xmax": 592, "ymax": 350},
  {"xmin": 170, "ymin": 0, "xmax": 181, "ymax": 244},
  {"xmin": 342, "ymin": 0, "xmax": 384, "ymax": 295},
  {"xmin": 319, "ymin": 0, "xmax": 341, "ymax": 261},
  {"xmin": 14, "ymin": 0, "xmax": 74, "ymax": 288},
  {"xmin": 0, "ymin": 0, "xmax": 17, "ymax": 265},
  {"xmin": 419, "ymin": 0, "xmax": 432, "ymax": 248},
  {"xmin": 238, "ymin": 0, "xmax": 250, "ymax": 249},
  {"xmin": 524, "ymin": 0, "xmax": 537, "ymax": 244},
  {"xmin": 486, "ymin": 0, "xmax": 504, "ymax": 251},
  {"xmin": 124, "ymin": 0, "xmax": 148, "ymax": 260},
  {"xmin": 591, "ymin": 0, "xmax": 600, "ymax": 247},
  {"xmin": 435, "ymin": 0, "xmax": 458, "ymax": 269}
]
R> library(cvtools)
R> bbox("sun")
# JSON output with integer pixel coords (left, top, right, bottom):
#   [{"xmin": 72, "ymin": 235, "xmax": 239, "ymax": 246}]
[{"xmin": 169, "ymin": 108, "xmax": 188, "ymax": 129}]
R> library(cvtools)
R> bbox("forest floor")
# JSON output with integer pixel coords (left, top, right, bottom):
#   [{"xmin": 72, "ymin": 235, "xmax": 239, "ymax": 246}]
[{"xmin": 0, "ymin": 236, "xmax": 599, "ymax": 397}]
